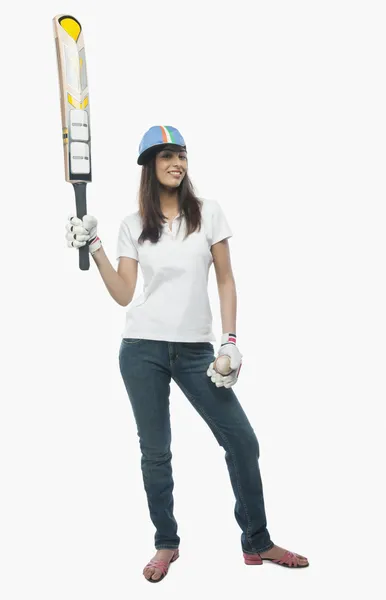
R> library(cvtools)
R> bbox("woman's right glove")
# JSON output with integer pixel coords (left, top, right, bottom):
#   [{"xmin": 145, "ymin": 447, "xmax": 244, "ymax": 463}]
[{"xmin": 65, "ymin": 215, "xmax": 102, "ymax": 255}]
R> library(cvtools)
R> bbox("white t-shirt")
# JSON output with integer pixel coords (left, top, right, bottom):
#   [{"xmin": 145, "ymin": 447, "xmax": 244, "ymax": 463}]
[{"xmin": 116, "ymin": 198, "xmax": 232, "ymax": 342}]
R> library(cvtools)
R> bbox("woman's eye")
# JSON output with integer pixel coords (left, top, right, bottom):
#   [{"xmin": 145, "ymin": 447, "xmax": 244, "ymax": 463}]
[{"xmin": 162, "ymin": 152, "xmax": 186, "ymax": 160}]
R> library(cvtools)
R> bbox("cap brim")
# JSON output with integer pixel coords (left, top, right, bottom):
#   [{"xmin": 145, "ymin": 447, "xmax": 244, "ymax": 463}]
[{"xmin": 137, "ymin": 143, "xmax": 186, "ymax": 165}]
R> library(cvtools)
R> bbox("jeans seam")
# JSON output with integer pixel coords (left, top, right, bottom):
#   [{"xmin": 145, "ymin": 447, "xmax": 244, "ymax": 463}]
[{"xmin": 173, "ymin": 374, "xmax": 257, "ymax": 553}]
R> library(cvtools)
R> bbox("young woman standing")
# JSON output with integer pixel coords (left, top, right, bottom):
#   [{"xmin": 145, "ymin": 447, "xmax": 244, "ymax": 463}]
[{"xmin": 65, "ymin": 125, "xmax": 309, "ymax": 582}]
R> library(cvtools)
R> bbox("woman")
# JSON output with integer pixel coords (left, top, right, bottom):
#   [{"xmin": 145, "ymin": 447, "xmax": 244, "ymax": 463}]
[{"xmin": 65, "ymin": 125, "xmax": 309, "ymax": 582}]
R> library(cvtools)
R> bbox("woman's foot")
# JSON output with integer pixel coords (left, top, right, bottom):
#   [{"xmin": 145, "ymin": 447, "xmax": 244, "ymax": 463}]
[
  {"xmin": 259, "ymin": 544, "xmax": 309, "ymax": 567},
  {"xmin": 143, "ymin": 549, "xmax": 177, "ymax": 582}
]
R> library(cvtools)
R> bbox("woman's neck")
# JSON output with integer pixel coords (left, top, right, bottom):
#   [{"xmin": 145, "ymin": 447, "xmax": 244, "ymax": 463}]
[{"xmin": 159, "ymin": 188, "xmax": 179, "ymax": 215}]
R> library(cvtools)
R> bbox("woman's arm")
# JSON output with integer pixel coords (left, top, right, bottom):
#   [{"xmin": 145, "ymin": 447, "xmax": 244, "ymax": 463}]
[
  {"xmin": 92, "ymin": 247, "xmax": 137, "ymax": 307},
  {"xmin": 211, "ymin": 240, "xmax": 237, "ymax": 334},
  {"xmin": 218, "ymin": 278, "xmax": 237, "ymax": 335}
]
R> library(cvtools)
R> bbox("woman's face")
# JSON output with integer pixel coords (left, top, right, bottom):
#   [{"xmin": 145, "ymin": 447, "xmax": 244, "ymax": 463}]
[{"xmin": 155, "ymin": 147, "xmax": 188, "ymax": 188}]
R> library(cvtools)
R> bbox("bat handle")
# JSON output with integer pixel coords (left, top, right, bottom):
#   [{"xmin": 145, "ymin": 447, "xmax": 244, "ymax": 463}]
[{"xmin": 72, "ymin": 182, "xmax": 90, "ymax": 271}]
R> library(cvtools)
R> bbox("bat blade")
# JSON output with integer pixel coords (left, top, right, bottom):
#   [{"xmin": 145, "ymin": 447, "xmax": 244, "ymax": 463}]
[{"xmin": 53, "ymin": 14, "xmax": 92, "ymax": 271}]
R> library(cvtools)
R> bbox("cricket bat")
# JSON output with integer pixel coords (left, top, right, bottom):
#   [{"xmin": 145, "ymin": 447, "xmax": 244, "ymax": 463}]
[{"xmin": 53, "ymin": 14, "xmax": 92, "ymax": 271}]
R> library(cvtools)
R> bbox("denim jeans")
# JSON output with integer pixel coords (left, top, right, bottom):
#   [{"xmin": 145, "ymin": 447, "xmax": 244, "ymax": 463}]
[{"xmin": 119, "ymin": 338, "xmax": 274, "ymax": 554}]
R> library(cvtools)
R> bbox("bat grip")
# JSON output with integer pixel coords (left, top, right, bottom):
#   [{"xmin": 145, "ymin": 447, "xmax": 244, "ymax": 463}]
[{"xmin": 72, "ymin": 182, "xmax": 90, "ymax": 271}]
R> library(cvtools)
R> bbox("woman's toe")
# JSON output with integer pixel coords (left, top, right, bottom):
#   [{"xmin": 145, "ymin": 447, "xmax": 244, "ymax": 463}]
[
  {"xmin": 151, "ymin": 569, "xmax": 162, "ymax": 580},
  {"xmin": 143, "ymin": 567, "xmax": 154, "ymax": 580}
]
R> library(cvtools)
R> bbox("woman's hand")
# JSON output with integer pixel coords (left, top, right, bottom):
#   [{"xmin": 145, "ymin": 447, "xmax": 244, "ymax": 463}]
[
  {"xmin": 207, "ymin": 362, "xmax": 227, "ymax": 387},
  {"xmin": 65, "ymin": 215, "xmax": 102, "ymax": 255},
  {"xmin": 207, "ymin": 333, "xmax": 243, "ymax": 388}
]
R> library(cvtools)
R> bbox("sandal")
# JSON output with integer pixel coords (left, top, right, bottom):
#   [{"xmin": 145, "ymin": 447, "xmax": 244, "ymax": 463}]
[
  {"xmin": 243, "ymin": 550, "xmax": 309, "ymax": 568},
  {"xmin": 144, "ymin": 548, "xmax": 179, "ymax": 583}
]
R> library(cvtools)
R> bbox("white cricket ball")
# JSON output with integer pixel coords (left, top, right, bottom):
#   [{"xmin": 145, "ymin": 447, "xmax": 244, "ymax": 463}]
[{"xmin": 214, "ymin": 355, "xmax": 232, "ymax": 375}]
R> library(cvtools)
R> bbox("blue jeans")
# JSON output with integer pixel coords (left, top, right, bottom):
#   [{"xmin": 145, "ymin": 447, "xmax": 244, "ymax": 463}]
[{"xmin": 119, "ymin": 339, "xmax": 274, "ymax": 554}]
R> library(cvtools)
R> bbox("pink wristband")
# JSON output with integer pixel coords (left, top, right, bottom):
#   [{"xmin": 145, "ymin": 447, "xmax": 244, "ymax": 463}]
[{"xmin": 221, "ymin": 332, "xmax": 236, "ymax": 346}]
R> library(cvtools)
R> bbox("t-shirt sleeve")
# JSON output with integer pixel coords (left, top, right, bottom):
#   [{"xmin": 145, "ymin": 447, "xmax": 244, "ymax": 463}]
[
  {"xmin": 116, "ymin": 219, "xmax": 139, "ymax": 261},
  {"xmin": 210, "ymin": 200, "xmax": 233, "ymax": 246}
]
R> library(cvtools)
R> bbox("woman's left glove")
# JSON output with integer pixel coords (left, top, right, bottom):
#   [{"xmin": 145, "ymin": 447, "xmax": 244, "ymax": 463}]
[{"xmin": 207, "ymin": 333, "xmax": 243, "ymax": 388}]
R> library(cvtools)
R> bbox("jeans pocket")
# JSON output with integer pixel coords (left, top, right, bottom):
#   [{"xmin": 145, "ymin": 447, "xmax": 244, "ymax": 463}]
[
  {"xmin": 183, "ymin": 342, "xmax": 215, "ymax": 360},
  {"xmin": 122, "ymin": 338, "xmax": 144, "ymax": 345},
  {"xmin": 193, "ymin": 342, "xmax": 214, "ymax": 351}
]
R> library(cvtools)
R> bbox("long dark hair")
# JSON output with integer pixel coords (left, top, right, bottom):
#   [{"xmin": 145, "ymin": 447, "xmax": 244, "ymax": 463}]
[{"xmin": 137, "ymin": 145, "xmax": 202, "ymax": 244}]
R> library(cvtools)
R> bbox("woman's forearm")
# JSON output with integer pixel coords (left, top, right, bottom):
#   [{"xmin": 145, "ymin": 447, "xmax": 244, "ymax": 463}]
[
  {"xmin": 91, "ymin": 247, "xmax": 133, "ymax": 306},
  {"xmin": 217, "ymin": 278, "xmax": 237, "ymax": 335}
]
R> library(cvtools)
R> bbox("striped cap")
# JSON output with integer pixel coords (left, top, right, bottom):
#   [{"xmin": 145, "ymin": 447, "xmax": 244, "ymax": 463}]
[{"xmin": 137, "ymin": 125, "xmax": 186, "ymax": 165}]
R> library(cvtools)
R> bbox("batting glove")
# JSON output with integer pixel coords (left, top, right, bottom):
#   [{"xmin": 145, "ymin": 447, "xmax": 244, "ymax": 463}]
[
  {"xmin": 65, "ymin": 215, "xmax": 102, "ymax": 255},
  {"xmin": 207, "ymin": 332, "xmax": 243, "ymax": 388}
]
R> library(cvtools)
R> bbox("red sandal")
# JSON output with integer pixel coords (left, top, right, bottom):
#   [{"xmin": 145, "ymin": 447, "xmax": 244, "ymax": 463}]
[
  {"xmin": 243, "ymin": 550, "xmax": 309, "ymax": 568},
  {"xmin": 144, "ymin": 548, "xmax": 179, "ymax": 583}
]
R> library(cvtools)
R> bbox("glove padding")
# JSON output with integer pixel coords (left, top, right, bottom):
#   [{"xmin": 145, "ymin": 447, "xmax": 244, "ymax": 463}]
[
  {"xmin": 65, "ymin": 215, "xmax": 102, "ymax": 255},
  {"xmin": 207, "ymin": 362, "xmax": 227, "ymax": 387},
  {"xmin": 207, "ymin": 360, "xmax": 242, "ymax": 388}
]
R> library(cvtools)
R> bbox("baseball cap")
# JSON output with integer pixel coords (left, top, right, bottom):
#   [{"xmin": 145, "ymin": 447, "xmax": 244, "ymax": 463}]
[{"xmin": 137, "ymin": 125, "xmax": 186, "ymax": 165}]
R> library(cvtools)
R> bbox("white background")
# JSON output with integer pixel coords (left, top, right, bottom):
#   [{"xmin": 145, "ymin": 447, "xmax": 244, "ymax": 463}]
[{"xmin": 0, "ymin": 0, "xmax": 385, "ymax": 597}]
